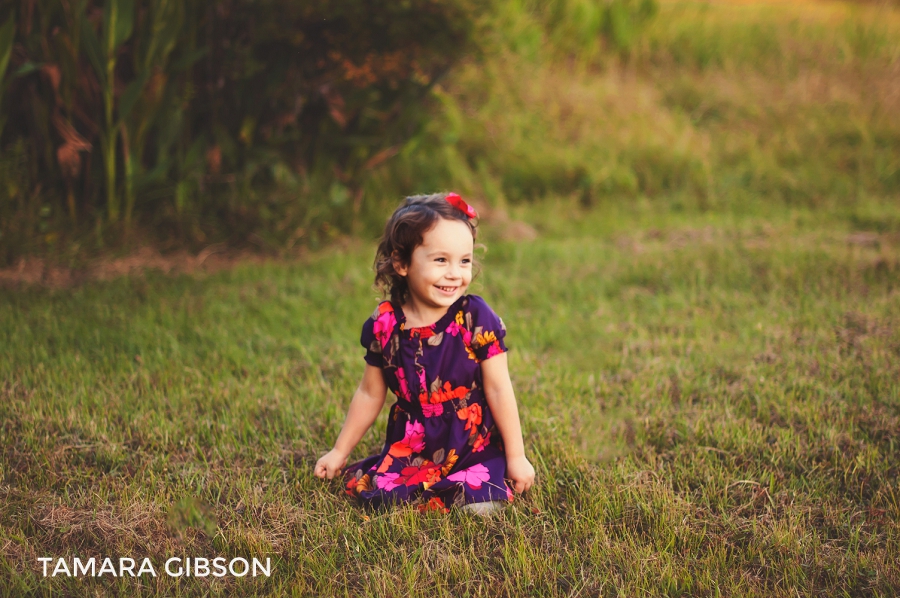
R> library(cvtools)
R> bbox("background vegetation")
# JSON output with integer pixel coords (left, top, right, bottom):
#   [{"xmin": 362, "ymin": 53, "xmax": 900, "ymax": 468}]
[
  {"xmin": 0, "ymin": 0, "xmax": 650, "ymax": 262},
  {"xmin": 0, "ymin": 0, "xmax": 482, "ymax": 262},
  {"xmin": 1, "ymin": 0, "xmax": 899, "ymax": 596},
  {"xmin": 2, "ymin": 0, "xmax": 899, "ymax": 266}
]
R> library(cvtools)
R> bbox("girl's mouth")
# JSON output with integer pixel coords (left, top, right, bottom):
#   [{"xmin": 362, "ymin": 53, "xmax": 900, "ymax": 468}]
[{"xmin": 436, "ymin": 286, "xmax": 458, "ymax": 295}]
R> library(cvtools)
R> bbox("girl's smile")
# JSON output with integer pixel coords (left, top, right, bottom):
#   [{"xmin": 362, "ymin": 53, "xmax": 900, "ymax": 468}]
[{"xmin": 394, "ymin": 218, "xmax": 474, "ymax": 326}]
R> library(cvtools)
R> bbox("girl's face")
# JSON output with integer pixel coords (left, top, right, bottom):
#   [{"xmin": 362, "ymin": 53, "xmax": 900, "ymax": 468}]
[{"xmin": 395, "ymin": 218, "xmax": 474, "ymax": 313}]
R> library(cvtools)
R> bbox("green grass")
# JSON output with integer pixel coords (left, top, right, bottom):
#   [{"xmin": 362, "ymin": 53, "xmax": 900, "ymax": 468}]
[
  {"xmin": 2, "ymin": 196, "xmax": 899, "ymax": 596},
  {"xmin": 3, "ymin": 0, "xmax": 900, "ymax": 594}
]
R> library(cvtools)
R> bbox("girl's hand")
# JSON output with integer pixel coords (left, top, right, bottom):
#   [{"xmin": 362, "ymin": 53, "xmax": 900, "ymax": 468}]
[
  {"xmin": 315, "ymin": 449, "xmax": 348, "ymax": 480},
  {"xmin": 506, "ymin": 455, "xmax": 535, "ymax": 494},
  {"xmin": 314, "ymin": 364, "xmax": 387, "ymax": 481}
]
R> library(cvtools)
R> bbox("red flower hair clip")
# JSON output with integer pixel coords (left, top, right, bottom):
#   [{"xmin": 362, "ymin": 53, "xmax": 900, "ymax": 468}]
[{"xmin": 445, "ymin": 193, "xmax": 478, "ymax": 219}]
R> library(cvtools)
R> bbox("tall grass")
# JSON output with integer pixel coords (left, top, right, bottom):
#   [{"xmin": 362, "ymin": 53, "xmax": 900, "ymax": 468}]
[{"xmin": 369, "ymin": 0, "xmax": 900, "ymax": 215}]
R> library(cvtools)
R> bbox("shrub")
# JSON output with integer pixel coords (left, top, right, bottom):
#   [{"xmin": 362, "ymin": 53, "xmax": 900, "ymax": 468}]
[{"xmin": 0, "ymin": 0, "xmax": 483, "ymax": 261}]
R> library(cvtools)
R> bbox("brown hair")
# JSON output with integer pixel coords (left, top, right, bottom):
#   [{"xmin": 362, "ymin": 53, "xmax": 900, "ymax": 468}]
[{"xmin": 374, "ymin": 193, "xmax": 478, "ymax": 306}]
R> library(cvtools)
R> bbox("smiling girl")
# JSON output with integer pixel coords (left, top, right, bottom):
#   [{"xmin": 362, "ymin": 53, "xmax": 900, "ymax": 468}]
[{"xmin": 314, "ymin": 193, "xmax": 534, "ymax": 515}]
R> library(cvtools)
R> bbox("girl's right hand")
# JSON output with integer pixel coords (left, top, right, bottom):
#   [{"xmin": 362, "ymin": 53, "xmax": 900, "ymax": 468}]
[
  {"xmin": 506, "ymin": 454, "xmax": 535, "ymax": 494},
  {"xmin": 315, "ymin": 449, "xmax": 348, "ymax": 479}
]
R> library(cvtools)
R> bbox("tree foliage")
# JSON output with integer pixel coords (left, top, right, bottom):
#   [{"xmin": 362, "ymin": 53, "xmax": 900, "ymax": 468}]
[{"xmin": 0, "ymin": 0, "xmax": 481, "ymax": 260}]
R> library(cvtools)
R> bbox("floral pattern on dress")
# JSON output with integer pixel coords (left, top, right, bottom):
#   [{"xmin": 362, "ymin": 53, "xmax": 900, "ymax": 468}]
[{"xmin": 348, "ymin": 295, "xmax": 511, "ymax": 510}]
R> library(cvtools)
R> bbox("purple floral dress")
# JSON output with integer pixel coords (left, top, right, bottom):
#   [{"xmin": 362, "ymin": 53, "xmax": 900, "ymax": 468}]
[{"xmin": 343, "ymin": 294, "xmax": 513, "ymax": 512}]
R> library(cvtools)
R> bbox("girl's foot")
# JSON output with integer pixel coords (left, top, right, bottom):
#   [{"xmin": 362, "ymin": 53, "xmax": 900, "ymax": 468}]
[{"xmin": 459, "ymin": 501, "xmax": 506, "ymax": 517}]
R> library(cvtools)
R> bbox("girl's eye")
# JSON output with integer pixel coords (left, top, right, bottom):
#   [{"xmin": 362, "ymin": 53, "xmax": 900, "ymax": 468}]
[{"xmin": 435, "ymin": 257, "xmax": 447, "ymax": 263}]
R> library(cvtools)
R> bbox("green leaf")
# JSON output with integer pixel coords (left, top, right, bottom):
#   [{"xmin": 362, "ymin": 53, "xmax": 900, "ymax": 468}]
[
  {"xmin": 101, "ymin": 0, "xmax": 133, "ymax": 52},
  {"xmin": 0, "ymin": 12, "xmax": 15, "ymax": 85},
  {"xmin": 137, "ymin": 159, "xmax": 170, "ymax": 186},
  {"xmin": 605, "ymin": 2, "xmax": 634, "ymax": 52},
  {"xmin": 182, "ymin": 136, "xmax": 206, "ymax": 172},
  {"xmin": 174, "ymin": 179, "xmax": 190, "ymax": 214},
  {"xmin": 14, "ymin": 62, "xmax": 43, "ymax": 77},
  {"xmin": 113, "ymin": 0, "xmax": 135, "ymax": 49},
  {"xmin": 329, "ymin": 182, "xmax": 350, "ymax": 207},
  {"xmin": 117, "ymin": 72, "xmax": 150, "ymax": 123},
  {"xmin": 81, "ymin": 17, "xmax": 105, "ymax": 85},
  {"xmin": 170, "ymin": 47, "xmax": 209, "ymax": 72},
  {"xmin": 143, "ymin": 6, "xmax": 180, "ymax": 70}
]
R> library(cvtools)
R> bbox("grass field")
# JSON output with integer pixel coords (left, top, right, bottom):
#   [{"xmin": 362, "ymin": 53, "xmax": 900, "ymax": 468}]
[
  {"xmin": 2, "ymin": 195, "xmax": 899, "ymax": 596},
  {"xmin": 3, "ymin": 0, "xmax": 900, "ymax": 595}
]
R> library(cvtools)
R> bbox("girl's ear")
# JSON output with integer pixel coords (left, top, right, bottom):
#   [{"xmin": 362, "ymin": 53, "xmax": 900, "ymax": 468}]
[{"xmin": 392, "ymin": 251, "xmax": 408, "ymax": 277}]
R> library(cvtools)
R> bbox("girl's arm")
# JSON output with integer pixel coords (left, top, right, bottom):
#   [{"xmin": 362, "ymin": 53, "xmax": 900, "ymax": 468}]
[
  {"xmin": 481, "ymin": 352, "xmax": 535, "ymax": 493},
  {"xmin": 314, "ymin": 363, "xmax": 387, "ymax": 479}
]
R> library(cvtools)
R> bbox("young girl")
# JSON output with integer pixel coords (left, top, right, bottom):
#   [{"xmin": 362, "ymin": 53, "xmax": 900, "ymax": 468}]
[{"xmin": 314, "ymin": 193, "xmax": 535, "ymax": 515}]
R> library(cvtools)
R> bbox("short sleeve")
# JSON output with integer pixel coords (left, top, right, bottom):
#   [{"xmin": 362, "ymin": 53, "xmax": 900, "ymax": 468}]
[
  {"xmin": 360, "ymin": 317, "xmax": 383, "ymax": 367},
  {"xmin": 466, "ymin": 295, "xmax": 508, "ymax": 361}
]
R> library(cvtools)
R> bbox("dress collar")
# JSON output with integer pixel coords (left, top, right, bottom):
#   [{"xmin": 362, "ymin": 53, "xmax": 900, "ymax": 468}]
[{"xmin": 394, "ymin": 295, "xmax": 467, "ymax": 335}]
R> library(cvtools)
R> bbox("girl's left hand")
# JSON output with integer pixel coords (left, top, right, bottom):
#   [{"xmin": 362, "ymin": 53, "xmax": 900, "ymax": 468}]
[{"xmin": 506, "ymin": 455, "xmax": 535, "ymax": 493}]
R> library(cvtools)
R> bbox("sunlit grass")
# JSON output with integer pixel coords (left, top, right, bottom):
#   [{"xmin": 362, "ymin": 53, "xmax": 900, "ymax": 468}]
[
  {"xmin": 2, "ymin": 195, "xmax": 898, "ymax": 596},
  {"xmin": 365, "ymin": 0, "xmax": 900, "ymax": 218}
]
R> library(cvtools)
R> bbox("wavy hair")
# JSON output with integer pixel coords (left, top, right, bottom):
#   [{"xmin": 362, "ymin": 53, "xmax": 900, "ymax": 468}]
[{"xmin": 374, "ymin": 193, "xmax": 478, "ymax": 306}]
